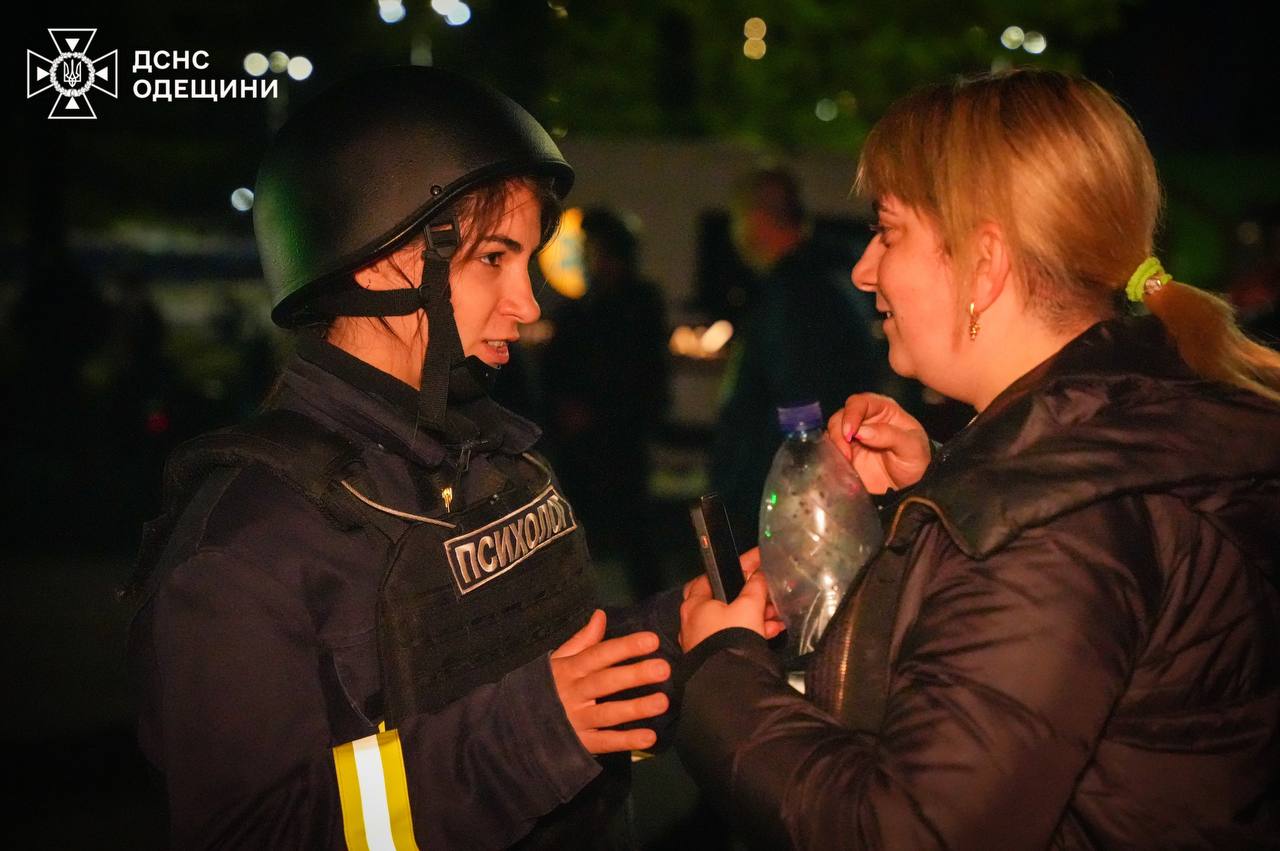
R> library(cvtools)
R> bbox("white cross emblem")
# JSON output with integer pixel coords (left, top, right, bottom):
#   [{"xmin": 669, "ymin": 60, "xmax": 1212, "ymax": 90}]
[{"xmin": 27, "ymin": 29, "xmax": 118, "ymax": 120}]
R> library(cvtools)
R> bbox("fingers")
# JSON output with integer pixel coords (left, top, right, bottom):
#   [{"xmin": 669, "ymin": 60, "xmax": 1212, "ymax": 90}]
[
  {"xmin": 743, "ymin": 548, "xmax": 781, "ymax": 620},
  {"xmin": 763, "ymin": 620, "xmax": 786, "ymax": 639},
  {"xmin": 581, "ymin": 691, "xmax": 669, "ymax": 729},
  {"xmin": 830, "ymin": 393, "xmax": 906, "ymax": 441},
  {"xmin": 551, "ymin": 609, "xmax": 606, "ymax": 659},
  {"xmin": 731, "ymin": 570, "xmax": 770, "ymax": 612},
  {"xmin": 833, "ymin": 394, "xmax": 879, "ymax": 442},
  {"xmin": 579, "ymin": 727, "xmax": 657, "ymax": 754},
  {"xmin": 683, "ymin": 574, "xmax": 710, "ymax": 601},
  {"xmin": 826, "ymin": 411, "xmax": 855, "ymax": 462},
  {"xmin": 569, "ymin": 630, "xmax": 660, "ymax": 674},
  {"xmin": 851, "ymin": 422, "xmax": 914, "ymax": 451},
  {"xmin": 684, "ymin": 576, "xmax": 712, "ymax": 604},
  {"xmin": 578, "ymin": 657, "xmax": 670, "ymax": 701}
]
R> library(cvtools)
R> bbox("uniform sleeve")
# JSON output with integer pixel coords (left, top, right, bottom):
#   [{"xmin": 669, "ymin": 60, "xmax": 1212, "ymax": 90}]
[
  {"xmin": 137, "ymin": 545, "xmax": 601, "ymax": 851},
  {"xmin": 140, "ymin": 547, "xmax": 346, "ymax": 849},
  {"xmin": 606, "ymin": 586, "xmax": 682, "ymax": 655},
  {"xmin": 675, "ymin": 503, "xmax": 1148, "ymax": 851}
]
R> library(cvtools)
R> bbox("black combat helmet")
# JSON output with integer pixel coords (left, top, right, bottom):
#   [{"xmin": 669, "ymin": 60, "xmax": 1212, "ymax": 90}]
[{"xmin": 252, "ymin": 65, "xmax": 573, "ymax": 427}]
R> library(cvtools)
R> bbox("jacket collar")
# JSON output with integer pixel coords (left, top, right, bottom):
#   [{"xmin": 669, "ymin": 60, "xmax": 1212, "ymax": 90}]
[
  {"xmin": 269, "ymin": 335, "xmax": 541, "ymax": 469},
  {"xmin": 888, "ymin": 315, "xmax": 1280, "ymax": 558}
]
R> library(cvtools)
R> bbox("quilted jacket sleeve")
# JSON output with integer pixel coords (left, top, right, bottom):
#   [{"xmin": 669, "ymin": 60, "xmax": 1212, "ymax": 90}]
[{"xmin": 675, "ymin": 501, "xmax": 1151, "ymax": 850}]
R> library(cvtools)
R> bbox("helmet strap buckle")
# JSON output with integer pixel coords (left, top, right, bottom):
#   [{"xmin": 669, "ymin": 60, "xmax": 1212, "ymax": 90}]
[{"xmin": 424, "ymin": 214, "xmax": 460, "ymax": 261}]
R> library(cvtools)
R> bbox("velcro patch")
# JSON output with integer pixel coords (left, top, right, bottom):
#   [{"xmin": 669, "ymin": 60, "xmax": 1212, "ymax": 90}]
[{"xmin": 443, "ymin": 486, "xmax": 578, "ymax": 594}]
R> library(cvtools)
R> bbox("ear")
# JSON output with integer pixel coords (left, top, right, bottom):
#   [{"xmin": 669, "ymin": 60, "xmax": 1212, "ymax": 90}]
[
  {"xmin": 353, "ymin": 241, "xmax": 422, "ymax": 292},
  {"xmin": 969, "ymin": 222, "xmax": 1012, "ymax": 314},
  {"xmin": 352, "ymin": 264, "xmax": 380, "ymax": 291}
]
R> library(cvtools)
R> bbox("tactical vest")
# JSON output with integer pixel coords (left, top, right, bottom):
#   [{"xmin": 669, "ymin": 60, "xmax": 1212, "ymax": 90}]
[
  {"xmin": 355, "ymin": 440, "xmax": 597, "ymax": 722},
  {"xmin": 128, "ymin": 409, "xmax": 629, "ymax": 848}
]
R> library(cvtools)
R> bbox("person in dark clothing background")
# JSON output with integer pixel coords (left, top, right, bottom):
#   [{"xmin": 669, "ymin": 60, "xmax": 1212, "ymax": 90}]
[
  {"xmin": 543, "ymin": 208, "xmax": 670, "ymax": 597},
  {"xmin": 710, "ymin": 167, "xmax": 885, "ymax": 545},
  {"xmin": 126, "ymin": 68, "xmax": 683, "ymax": 850},
  {"xmin": 676, "ymin": 69, "xmax": 1280, "ymax": 850},
  {"xmin": 1227, "ymin": 205, "xmax": 1280, "ymax": 349}
]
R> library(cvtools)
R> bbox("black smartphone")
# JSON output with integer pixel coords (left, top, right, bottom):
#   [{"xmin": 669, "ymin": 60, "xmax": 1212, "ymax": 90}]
[{"xmin": 689, "ymin": 493, "xmax": 745, "ymax": 602}]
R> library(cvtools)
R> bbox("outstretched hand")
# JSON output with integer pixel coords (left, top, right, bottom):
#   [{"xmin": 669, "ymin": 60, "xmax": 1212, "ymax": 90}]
[
  {"xmin": 826, "ymin": 393, "xmax": 931, "ymax": 494},
  {"xmin": 550, "ymin": 610, "xmax": 670, "ymax": 754}
]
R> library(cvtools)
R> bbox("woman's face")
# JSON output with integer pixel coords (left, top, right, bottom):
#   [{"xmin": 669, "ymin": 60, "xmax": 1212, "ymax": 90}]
[
  {"xmin": 852, "ymin": 196, "xmax": 962, "ymax": 388},
  {"xmin": 449, "ymin": 183, "xmax": 544, "ymax": 367}
]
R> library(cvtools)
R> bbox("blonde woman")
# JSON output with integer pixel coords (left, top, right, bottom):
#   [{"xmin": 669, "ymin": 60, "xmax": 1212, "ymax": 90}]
[{"xmin": 677, "ymin": 69, "xmax": 1280, "ymax": 849}]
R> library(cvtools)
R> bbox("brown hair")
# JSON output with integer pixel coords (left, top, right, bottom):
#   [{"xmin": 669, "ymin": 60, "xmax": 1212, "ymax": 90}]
[
  {"xmin": 856, "ymin": 68, "xmax": 1280, "ymax": 401},
  {"xmin": 449, "ymin": 174, "xmax": 563, "ymax": 261},
  {"xmin": 375, "ymin": 173, "xmax": 562, "ymax": 276},
  {"xmin": 328, "ymin": 173, "xmax": 561, "ymax": 314}
]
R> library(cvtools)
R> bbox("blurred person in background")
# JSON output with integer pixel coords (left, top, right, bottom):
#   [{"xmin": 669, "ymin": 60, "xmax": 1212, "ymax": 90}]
[
  {"xmin": 543, "ymin": 208, "xmax": 670, "ymax": 597},
  {"xmin": 1228, "ymin": 205, "xmax": 1280, "ymax": 348},
  {"xmin": 710, "ymin": 167, "xmax": 885, "ymax": 544}
]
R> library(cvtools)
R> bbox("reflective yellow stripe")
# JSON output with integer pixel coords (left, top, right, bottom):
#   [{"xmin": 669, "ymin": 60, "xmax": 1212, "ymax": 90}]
[
  {"xmin": 333, "ymin": 730, "xmax": 421, "ymax": 851},
  {"xmin": 379, "ymin": 731, "xmax": 420, "ymax": 850},
  {"xmin": 333, "ymin": 739, "xmax": 370, "ymax": 851}
]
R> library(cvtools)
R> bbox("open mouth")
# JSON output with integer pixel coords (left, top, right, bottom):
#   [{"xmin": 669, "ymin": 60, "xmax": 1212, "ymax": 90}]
[{"xmin": 480, "ymin": 339, "xmax": 514, "ymax": 364}]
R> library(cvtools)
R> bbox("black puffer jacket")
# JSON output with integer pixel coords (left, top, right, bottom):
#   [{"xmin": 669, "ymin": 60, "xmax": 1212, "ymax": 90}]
[{"xmin": 676, "ymin": 316, "xmax": 1280, "ymax": 850}]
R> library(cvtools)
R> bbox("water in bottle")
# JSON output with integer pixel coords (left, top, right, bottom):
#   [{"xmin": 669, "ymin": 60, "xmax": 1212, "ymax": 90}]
[{"xmin": 759, "ymin": 402, "xmax": 883, "ymax": 655}]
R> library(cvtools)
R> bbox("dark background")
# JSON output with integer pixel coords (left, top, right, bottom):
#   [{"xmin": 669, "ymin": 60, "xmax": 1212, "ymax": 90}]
[{"xmin": 3, "ymin": 1, "xmax": 1278, "ymax": 847}]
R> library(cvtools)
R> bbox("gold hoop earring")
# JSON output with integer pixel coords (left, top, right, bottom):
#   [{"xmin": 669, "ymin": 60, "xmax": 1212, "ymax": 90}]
[{"xmin": 968, "ymin": 302, "xmax": 981, "ymax": 341}]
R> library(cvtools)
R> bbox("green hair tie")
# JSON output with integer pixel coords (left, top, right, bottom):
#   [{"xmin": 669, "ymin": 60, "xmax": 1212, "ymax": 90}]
[{"xmin": 1125, "ymin": 256, "xmax": 1172, "ymax": 303}]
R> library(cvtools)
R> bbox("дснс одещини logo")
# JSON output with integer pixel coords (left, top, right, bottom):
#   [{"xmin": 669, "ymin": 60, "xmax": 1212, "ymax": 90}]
[{"xmin": 27, "ymin": 28, "xmax": 118, "ymax": 119}]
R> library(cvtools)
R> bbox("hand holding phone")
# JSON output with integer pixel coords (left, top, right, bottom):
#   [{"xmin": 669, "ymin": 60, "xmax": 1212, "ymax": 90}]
[{"xmin": 689, "ymin": 493, "xmax": 745, "ymax": 602}]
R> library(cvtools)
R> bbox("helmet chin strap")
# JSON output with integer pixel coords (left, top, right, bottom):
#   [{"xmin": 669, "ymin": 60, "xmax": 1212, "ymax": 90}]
[
  {"xmin": 416, "ymin": 215, "xmax": 496, "ymax": 431},
  {"xmin": 305, "ymin": 212, "xmax": 498, "ymax": 434}
]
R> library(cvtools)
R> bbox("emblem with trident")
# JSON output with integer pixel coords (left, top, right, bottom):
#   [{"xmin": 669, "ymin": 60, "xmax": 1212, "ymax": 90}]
[
  {"xmin": 62, "ymin": 58, "xmax": 84, "ymax": 88},
  {"xmin": 26, "ymin": 28, "xmax": 117, "ymax": 119}
]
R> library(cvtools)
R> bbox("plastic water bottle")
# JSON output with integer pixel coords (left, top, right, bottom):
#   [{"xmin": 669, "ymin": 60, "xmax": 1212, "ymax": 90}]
[{"xmin": 759, "ymin": 402, "xmax": 883, "ymax": 656}]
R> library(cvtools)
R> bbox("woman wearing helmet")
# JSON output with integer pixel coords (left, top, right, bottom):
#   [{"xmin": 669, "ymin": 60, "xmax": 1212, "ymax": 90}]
[
  {"xmin": 675, "ymin": 69, "xmax": 1280, "ymax": 848},
  {"xmin": 128, "ymin": 67, "xmax": 680, "ymax": 850}
]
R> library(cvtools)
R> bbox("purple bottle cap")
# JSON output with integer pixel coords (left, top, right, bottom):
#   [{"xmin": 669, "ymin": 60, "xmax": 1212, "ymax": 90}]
[{"xmin": 777, "ymin": 402, "xmax": 823, "ymax": 434}]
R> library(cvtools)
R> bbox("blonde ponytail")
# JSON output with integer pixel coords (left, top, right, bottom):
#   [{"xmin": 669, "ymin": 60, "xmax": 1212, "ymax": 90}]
[{"xmin": 1145, "ymin": 281, "xmax": 1280, "ymax": 402}]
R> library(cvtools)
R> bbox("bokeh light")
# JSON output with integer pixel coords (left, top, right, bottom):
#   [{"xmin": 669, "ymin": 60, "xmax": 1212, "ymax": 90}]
[
  {"xmin": 379, "ymin": 0, "xmax": 406, "ymax": 24},
  {"xmin": 445, "ymin": 3, "xmax": 472, "ymax": 25},
  {"xmin": 537, "ymin": 207, "xmax": 586, "ymax": 299},
  {"xmin": 230, "ymin": 187, "xmax": 254, "ymax": 212},
  {"xmin": 286, "ymin": 56, "xmax": 313, "ymax": 81},
  {"xmin": 700, "ymin": 320, "xmax": 734, "ymax": 355},
  {"xmin": 242, "ymin": 52, "xmax": 268, "ymax": 77},
  {"xmin": 1000, "ymin": 26, "xmax": 1025, "ymax": 49}
]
